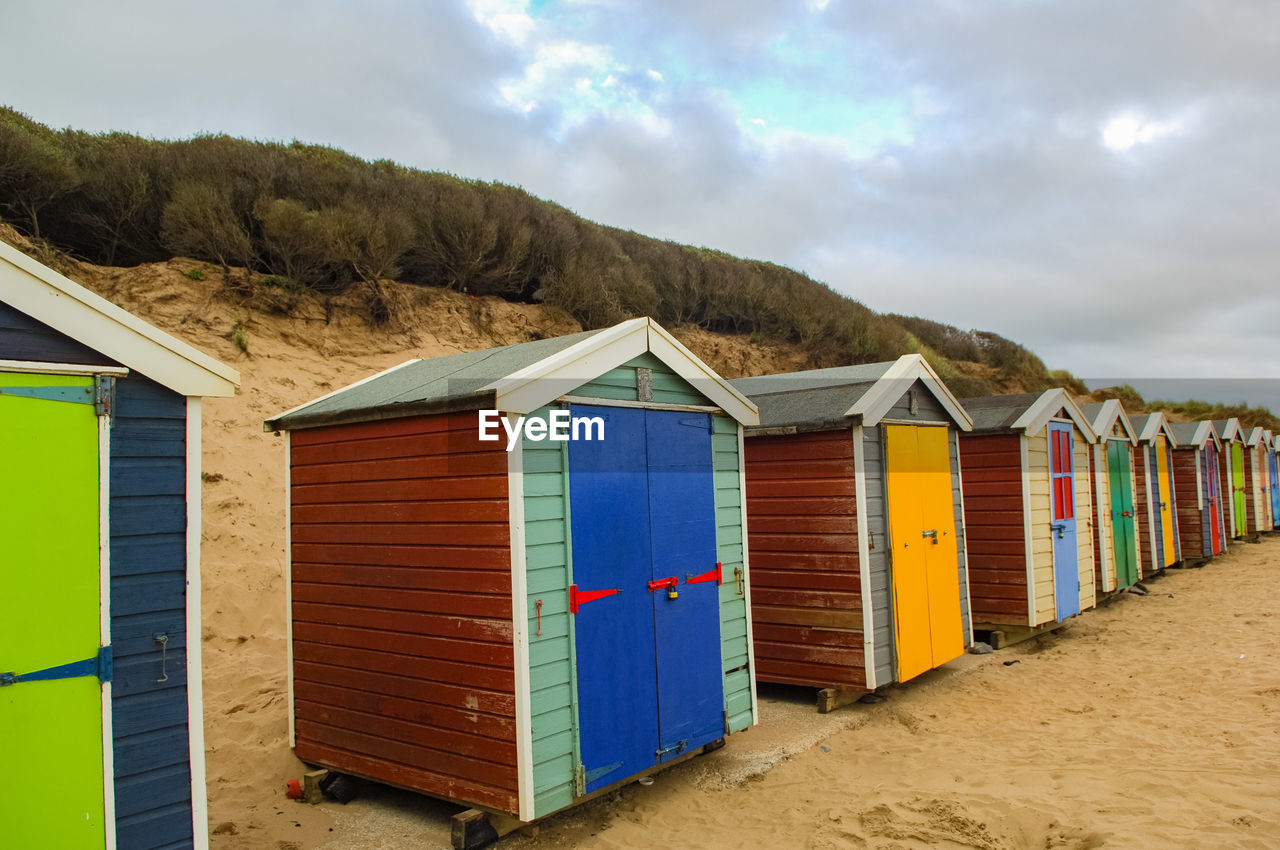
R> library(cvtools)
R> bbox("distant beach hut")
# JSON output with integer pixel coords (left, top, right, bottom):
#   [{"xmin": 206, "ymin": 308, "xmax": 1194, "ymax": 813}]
[
  {"xmin": 1130, "ymin": 413, "xmax": 1182, "ymax": 573},
  {"xmin": 264, "ymin": 317, "xmax": 758, "ymax": 833},
  {"xmin": 1213, "ymin": 419, "xmax": 1249, "ymax": 539},
  {"xmin": 1081, "ymin": 400, "xmax": 1143, "ymax": 593},
  {"xmin": 0, "ymin": 239, "xmax": 238, "ymax": 849},
  {"xmin": 957, "ymin": 390, "xmax": 1098, "ymax": 641},
  {"xmin": 1167, "ymin": 422, "xmax": 1227, "ymax": 563},
  {"xmin": 1242, "ymin": 427, "xmax": 1275, "ymax": 534},
  {"xmin": 728, "ymin": 355, "xmax": 974, "ymax": 705}
]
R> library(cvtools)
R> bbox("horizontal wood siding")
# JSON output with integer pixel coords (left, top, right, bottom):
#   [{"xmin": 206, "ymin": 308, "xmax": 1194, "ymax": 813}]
[
  {"xmin": 110, "ymin": 376, "xmax": 195, "ymax": 850},
  {"xmin": 290, "ymin": 411, "xmax": 518, "ymax": 813},
  {"xmin": 1172, "ymin": 448, "xmax": 1207, "ymax": 559},
  {"xmin": 0, "ymin": 301, "xmax": 119, "ymax": 366},
  {"xmin": 1073, "ymin": 431, "xmax": 1096, "ymax": 614},
  {"xmin": 1133, "ymin": 447, "xmax": 1161, "ymax": 577},
  {"xmin": 713, "ymin": 415, "xmax": 754, "ymax": 732},
  {"xmin": 958, "ymin": 433, "xmax": 1029, "ymax": 626},
  {"xmin": 1027, "ymin": 432, "xmax": 1055, "ymax": 625},
  {"xmin": 745, "ymin": 430, "xmax": 862, "ymax": 688},
  {"xmin": 520, "ymin": 407, "xmax": 577, "ymax": 819},
  {"xmin": 1092, "ymin": 444, "xmax": 1115, "ymax": 593}
]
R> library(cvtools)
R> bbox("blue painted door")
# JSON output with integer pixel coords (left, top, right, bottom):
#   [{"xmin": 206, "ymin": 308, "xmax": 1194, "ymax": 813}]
[
  {"xmin": 1270, "ymin": 452, "xmax": 1280, "ymax": 527},
  {"xmin": 567, "ymin": 405, "xmax": 722, "ymax": 792},
  {"xmin": 1049, "ymin": 423, "xmax": 1080, "ymax": 620},
  {"xmin": 645, "ymin": 410, "xmax": 723, "ymax": 763}
]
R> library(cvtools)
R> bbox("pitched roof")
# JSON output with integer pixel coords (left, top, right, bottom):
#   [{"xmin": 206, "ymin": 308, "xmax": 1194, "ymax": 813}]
[
  {"xmin": 266, "ymin": 317, "xmax": 758, "ymax": 431},
  {"xmin": 1080, "ymin": 399, "xmax": 1138, "ymax": 444},
  {"xmin": 1130, "ymin": 412, "xmax": 1178, "ymax": 447},
  {"xmin": 729, "ymin": 354, "xmax": 972, "ymax": 431},
  {"xmin": 961, "ymin": 389, "xmax": 1097, "ymax": 441},
  {"xmin": 1167, "ymin": 421, "xmax": 1218, "ymax": 449},
  {"xmin": 1, "ymin": 238, "xmax": 238, "ymax": 397},
  {"xmin": 1212, "ymin": 418, "xmax": 1244, "ymax": 442}
]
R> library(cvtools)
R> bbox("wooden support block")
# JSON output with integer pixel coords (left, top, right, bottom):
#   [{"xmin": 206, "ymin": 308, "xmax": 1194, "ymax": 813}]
[
  {"xmin": 302, "ymin": 769, "xmax": 327, "ymax": 805},
  {"xmin": 816, "ymin": 684, "xmax": 863, "ymax": 714},
  {"xmin": 451, "ymin": 809, "xmax": 524, "ymax": 850}
]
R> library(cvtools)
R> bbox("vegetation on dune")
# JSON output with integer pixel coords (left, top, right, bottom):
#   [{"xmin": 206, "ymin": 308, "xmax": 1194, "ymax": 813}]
[{"xmin": 2, "ymin": 106, "xmax": 1274, "ymax": 426}]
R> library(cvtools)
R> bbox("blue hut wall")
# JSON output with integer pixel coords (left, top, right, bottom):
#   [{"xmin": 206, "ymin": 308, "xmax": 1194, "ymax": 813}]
[{"xmin": 0, "ymin": 301, "xmax": 197, "ymax": 848}]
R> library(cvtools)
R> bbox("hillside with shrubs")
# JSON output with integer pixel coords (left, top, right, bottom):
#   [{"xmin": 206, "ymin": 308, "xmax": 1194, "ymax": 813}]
[{"xmin": 2, "ymin": 105, "xmax": 1275, "ymax": 427}]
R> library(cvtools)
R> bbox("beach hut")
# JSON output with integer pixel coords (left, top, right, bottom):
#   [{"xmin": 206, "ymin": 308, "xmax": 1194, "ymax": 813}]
[
  {"xmin": 957, "ymin": 390, "xmax": 1098, "ymax": 640},
  {"xmin": 1213, "ymin": 419, "xmax": 1249, "ymax": 539},
  {"xmin": 1080, "ymin": 401, "xmax": 1142, "ymax": 594},
  {"xmin": 1130, "ymin": 413, "xmax": 1181, "ymax": 574},
  {"xmin": 1167, "ymin": 422, "xmax": 1227, "ymax": 563},
  {"xmin": 727, "ymin": 355, "xmax": 974, "ymax": 703},
  {"xmin": 0, "ymin": 240, "xmax": 239, "ymax": 849},
  {"xmin": 263, "ymin": 317, "xmax": 758, "ymax": 835},
  {"xmin": 1242, "ymin": 427, "xmax": 1274, "ymax": 534}
]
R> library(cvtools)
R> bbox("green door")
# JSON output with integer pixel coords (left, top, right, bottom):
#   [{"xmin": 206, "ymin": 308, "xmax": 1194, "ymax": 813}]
[
  {"xmin": 0, "ymin": 372, "xmax": 108, "ymax": 847},
  {"xmin": 1106, "ymin": 441, "xmax": 1139, "ymax": 588},
  {"xmin": 1231, "ymin": 442, "xmax": 1248, "ymax": 537}
]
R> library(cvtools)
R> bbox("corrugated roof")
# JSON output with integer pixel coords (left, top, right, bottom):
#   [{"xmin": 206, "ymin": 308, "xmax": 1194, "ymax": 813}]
[
  {"xmin": 266, "ymin": 327, "xmax": 606, "ymax": 430},
  {"xmin": 729, "ymin": 361, "xmax": 895, "ymax": 429},
  {"xmin": 959, "ymin": 393, "xmax": 1040, "ymax": 432}
]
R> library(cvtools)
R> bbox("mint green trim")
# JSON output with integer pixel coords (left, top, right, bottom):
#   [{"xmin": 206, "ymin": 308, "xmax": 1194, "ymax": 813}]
[{"xmin": 712, "ymin": 414, "xmax": 754, "ymax": 734}]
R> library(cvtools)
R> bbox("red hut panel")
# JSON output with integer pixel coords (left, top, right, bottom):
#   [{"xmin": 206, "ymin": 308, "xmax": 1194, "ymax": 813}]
[
  {"xmin": 956, "ymin": 432, "xmax": 1026, "ymax": 623},
  {"xmin": 289, "ymin": 410, "xmax": 518, "ymax": 813}
]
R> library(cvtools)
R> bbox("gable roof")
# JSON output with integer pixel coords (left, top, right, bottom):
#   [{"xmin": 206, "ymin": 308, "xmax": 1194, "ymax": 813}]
[
  {"xmin": 1080, "ymin": 399, "xmax": 1138, "ymax": 444},
  {"xmin": 1243, "ymin": 426, "xmax": 1268, "ymax": 448},
  {"xmin": 1212, "ymin": 418, "xmax": 1244, "ymax": 443},
  {"xmin": 1130, "ymin": 412, "xmax": 1179, "ymax": 447},
  {"xmin": 1167, "ymin": 421, "xmax": 1218, "ymax": 449},
  {"xmin": 961, "ymin": 389, "xmax": 1097, "ymax": 441},
  {"xmin": 266, "ymin": 317, "xmax": 758, "ymax": 431},
  {"xmin": 728, "ymin": 354, "xmax": 972, "ymax": 431},
  {"xmin": 1, "ymin": 238, "xmax": 239, "ymax": 397}
]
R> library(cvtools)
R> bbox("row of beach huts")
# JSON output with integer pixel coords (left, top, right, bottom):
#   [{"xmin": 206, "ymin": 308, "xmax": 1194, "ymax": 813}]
[{"xmin": 3, "ymin": 241, "xmax": 1278, "ymax": 849}]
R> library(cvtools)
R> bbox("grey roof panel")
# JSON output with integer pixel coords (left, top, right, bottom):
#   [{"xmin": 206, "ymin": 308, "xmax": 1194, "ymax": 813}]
[
  {"xmin": 958, "ymin": 393, "xmax": 1040, "ymax": 432},
  {"xmin": 729, "ymin": 361, "xmax": 896, "ymax": 429},
  {"xmin": 1167, "ymin": 422, "xmax": 1202, "ymax": 445},
  {"xmin": 269, "ymin": 327, "xmax": 606, "ymax": 430}
]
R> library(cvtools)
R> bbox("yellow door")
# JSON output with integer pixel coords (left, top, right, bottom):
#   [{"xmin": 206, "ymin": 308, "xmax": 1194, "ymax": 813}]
[
  {"xmin": 885, "ymin": 425, "xmax": 964, "ymax": 682},
  {"xmin": 1155, "ymin": 436, "xmax": 1176, "ymax": 566}
]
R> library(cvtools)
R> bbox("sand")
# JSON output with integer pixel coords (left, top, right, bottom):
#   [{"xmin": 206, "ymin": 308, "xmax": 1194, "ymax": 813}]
[{"xmin": 14, "ymin": 233, "xmax": 1278, "ymax": 849}]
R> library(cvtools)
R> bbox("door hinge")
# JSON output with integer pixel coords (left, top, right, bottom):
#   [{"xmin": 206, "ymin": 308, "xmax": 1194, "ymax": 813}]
[
  {"xmin": 573, "ymin": 762, "xmax": 586, "ymax": 796},
  {"xmin": 1, "ymin": 645, "xmax": 112, "ymax": 687},
  {"xmin": 0, "ymin": 375, "xmax": 115, "ymax": 419}
]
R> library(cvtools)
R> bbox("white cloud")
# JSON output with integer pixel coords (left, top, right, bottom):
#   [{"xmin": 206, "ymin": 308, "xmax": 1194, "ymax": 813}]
[
  {"xmin": 1101, "ymin": 112, "xmax": 1179, "ymax": 151},
  {"xmin": 467, "ymin": 0, "xmax": 535, "ymax": 45}
]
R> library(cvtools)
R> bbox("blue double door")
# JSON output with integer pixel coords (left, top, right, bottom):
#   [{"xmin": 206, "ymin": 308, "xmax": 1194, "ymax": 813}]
[{"xmin": 567, "ymin": 405, "xmax": 725, "ymax": 793}]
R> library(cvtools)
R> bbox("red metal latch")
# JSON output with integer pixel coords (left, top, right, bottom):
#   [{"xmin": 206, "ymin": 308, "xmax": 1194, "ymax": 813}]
[
  {"xmin": 685, "ymin": 562, "xmax": 722, "ymax": 586},
  {"xmin": 647, "ymin": 576, "xmax": 679, "ymax": 592},
  {"xmin": 569, "ymin": 584, "xmax": 619, "ymax": 614}
]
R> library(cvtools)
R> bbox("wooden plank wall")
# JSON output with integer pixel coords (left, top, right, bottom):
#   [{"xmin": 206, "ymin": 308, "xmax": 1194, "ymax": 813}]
[
  {"xmin": 1244, "ymin": 445, "xmax": 1267, "ymax": 534},
  {"xmin": 1026, "ymin": 431, "xmax": 1055, "ymax": 624},
  {"xmin": 1092, "ymin": 443, "xmax": 1115, "ymax": 593},
  {"xmin": 110, "ymin": 377, "xmax": 196, "ymax": 849},
  {"xmin": 746, "ymin": 430, "xmax": 863, "ymax": 689},
  {"xmin": 289, "ymin": 411, "xmax": 519, "ymax": 814},
  {"xmin": 957, "ymin": 433, "xmax": 1028, "ymax": 626},
  {"xmin": 1133, "ymin": 446, "xmax": 1161, "ymax": 577},
  {"xmin": 1172, "ymin": 448, "xmax": 1207, "ymax": 559}
]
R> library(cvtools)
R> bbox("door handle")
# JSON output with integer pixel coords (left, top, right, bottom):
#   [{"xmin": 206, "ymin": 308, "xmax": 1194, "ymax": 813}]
[
  {"xmin": 921, "ymin": 530, "xmax": 938, "ymax": 544},
  {"xmin": 1051, "ymin": 522, "xmax": 1065, "ymax": 539}
]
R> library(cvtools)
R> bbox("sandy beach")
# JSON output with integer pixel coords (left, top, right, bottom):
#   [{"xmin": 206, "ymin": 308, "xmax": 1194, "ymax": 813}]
[{"xmin": 36, "ymin": 248, "xmax": 1279, "ymax": 849}]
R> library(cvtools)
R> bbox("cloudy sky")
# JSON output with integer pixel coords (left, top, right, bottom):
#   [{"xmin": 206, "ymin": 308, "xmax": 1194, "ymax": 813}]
[{"xmin": 5, "ymin": 0, "xmax": 1279, "ymax": 400}]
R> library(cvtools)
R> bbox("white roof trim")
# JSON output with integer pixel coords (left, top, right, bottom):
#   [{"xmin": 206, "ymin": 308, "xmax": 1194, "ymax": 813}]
[
  {"xmin": 1, "ymin": 239, "xmax": 239, "ymax": 397},
  {"xmin": 1086, "ymin": 399, "xmax": 1138, "ymax": 445},
  {"xmin": 845, "ymin": 353, "xmax": 973, "ymax": 430},
  {"xmin": 1216, "ymin": 418, "xmax": 1243, "ymax": 442},
  {"xmin": 1179, "ymin": 421, "xmax": 1218, "ymax": 449},
  {"xmin": 1136, "ymin": 412, "xmax": 1178, "ymax": 447},
  {"xmin": 1010, "ymin": 388, "xmax": 1098, "ymax": 442},
  {"xmin": 485, "ymin": 317, "xmax": 759, "ymax": 425},
  {"xmin": 1244, "ymin": 426, "xmax": 1266, "ymax": 447}
]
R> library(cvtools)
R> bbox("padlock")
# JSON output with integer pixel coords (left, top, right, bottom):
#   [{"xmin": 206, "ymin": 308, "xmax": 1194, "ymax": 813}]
[{"xmin": 667, "ymin": 588, "xmax": 678, "ymax": 600}]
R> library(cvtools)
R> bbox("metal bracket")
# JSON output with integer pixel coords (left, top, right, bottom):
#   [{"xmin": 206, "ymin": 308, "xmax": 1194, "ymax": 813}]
[
  {"xmin": 94, "ymin": 375, "xmax": 116, "ymax": 418},
  {"xmin": 655, "ymin": 740, "xmax": 688, "ymax": 758},
  {"xmin": 0, "ymin": 375, "xmax": 115, "ymax": 420},
  {"xmin": 1, "ymin": 645, "xmax": 112, "ymax": 687}
]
